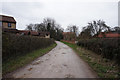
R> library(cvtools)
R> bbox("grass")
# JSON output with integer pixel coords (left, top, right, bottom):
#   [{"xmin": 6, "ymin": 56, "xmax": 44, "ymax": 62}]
[
  {"xmin": 61, "ymin": 41, "xmax": 120, "ymax": 78},
  {"xmin": 2, "ymin": 43, "xmax": 57, "ymax": 76}
]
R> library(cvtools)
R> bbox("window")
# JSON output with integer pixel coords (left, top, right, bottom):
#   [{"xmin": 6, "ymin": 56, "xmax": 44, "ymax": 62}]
[
  {"xmin": 8, "ymin": 23, "xmax": 11, "ymax": 27},
  {"xmin": 0, "ymin": 21, "xmax": 2, "ymax": 27},
  {"xmin": 39, "ymin": 33, "xmax": 41, "ymax": 35},
  {"xmin": 46, "ymin": 33, "xmax": 48, "ymax": 36}
]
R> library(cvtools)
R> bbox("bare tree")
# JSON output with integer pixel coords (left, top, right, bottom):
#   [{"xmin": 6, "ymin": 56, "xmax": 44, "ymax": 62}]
[
  {"xmin": 66, "ymin": 25, "xmax": 79, "ymax": 36},
  {"xmin": 26, "ymin": 24, "xmax": 34, "ymax": 31},
  {"xmin": 25, "ymin": 18, "xmax": 64, "ymax": 40},
  {"xmin": 34, "ymin": 23, "xmax": 46, "ymax": 32},
  {"xmin": 79, "ymin": 26, "xmax": 92, "ymax": 39},
  {"xmin": 114, "ymin": 26, "xmax": 120, "ymax": 32},
  {"xmin": 81, "ymin": 20, "xmax": 110, "ymax": 37}
]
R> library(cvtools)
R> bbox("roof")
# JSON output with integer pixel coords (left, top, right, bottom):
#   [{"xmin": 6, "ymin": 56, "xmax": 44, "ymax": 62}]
[
  {"xmin": 98, "ymin": 32, "xmax": 120, "ymax": 38},
  {"xmin": 2, "ymin": 28, "xmax": 19, "ymax": 33},
  {"xmin": 39, "ymin": 32, "xmax": 50, "ymax": 34},
  {"xmin": 109, "ymin": 31, "xmax": 120, "ymax": 34},
  {"xmin": 63, "ymin": 32, "xmax": 75, "ymax": 35},
  {"xmin": 99, "ymin": 31, "xmax": 120, "ymax": 35},
  {"xmin": 19, "ymin": 30, "xmax": 50, "ymax": 36},
  {"xmin": 31, "ymin": 31, "xmax": 38, "ymax": 35},
  {"xmin": 19, "ymin": 30, "xmax": 30, "ymax": 35},
  {"xmin": 0, "ymin": 15, "xmax": 16, "ymax": 23}
]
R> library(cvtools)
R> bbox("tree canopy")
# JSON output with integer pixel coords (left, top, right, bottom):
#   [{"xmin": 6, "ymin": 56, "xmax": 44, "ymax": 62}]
[
  {"xmin": 26, "ymin": 18, "xmax": 64, "ymax": 40},
  {"xmin": 66, "ymin": 25, "xmax": 79, "ymax": 36},
  {"xmin": 80, "ymin": 20, "xmax": 110, "ymax": 38}
]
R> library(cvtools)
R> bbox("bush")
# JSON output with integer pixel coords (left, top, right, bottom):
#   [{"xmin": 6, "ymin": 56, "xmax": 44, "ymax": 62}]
[
  {"xmin": 77, "ymin": 38, "xmax": 120, "ymax": 65},
  {"xmin": 2, "ymin": 33, "xmax": 55, "ymax": 62}
]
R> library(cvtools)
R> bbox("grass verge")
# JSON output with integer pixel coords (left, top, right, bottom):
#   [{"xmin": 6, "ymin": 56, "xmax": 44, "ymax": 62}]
[
  {"xmin": 3, "ymin": 43, "xmax": 57, "ymax": 76},
  {"xmin": 61, "ymin": 41, "xmax": 120, "ymax": 78}
]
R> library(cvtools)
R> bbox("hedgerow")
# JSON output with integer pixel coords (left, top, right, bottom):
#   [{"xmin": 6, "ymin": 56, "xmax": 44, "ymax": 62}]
[
  {"xmin": 2, "ymin": 33, "xmax": 55, "ymax": 62},
  {"xmin": 77, "ymin": 38, "xmax": 120, "ymax": 65}
]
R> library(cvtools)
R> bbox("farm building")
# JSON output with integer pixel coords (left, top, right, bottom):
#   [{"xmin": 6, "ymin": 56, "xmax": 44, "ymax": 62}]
[
  {"xmin": 0, "ymin": 15, "xmax": 16, "ymax": 29},
  {"xmin": 98, "ymin": 31, "xmax": 120, "ymax": 38},
  {"xmin": 1, "ymin": 15, "xmax": 50, "ymax": 38},
  {"xmin": 19, "ymin": 30, "xmax": 50, "ymax": 38},
  {"xmin": 63, "ymin": 32, "xmax": 76, "ymax": 41}
]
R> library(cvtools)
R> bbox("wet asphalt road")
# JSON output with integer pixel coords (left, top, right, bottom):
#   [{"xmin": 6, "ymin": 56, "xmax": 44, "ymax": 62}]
[{"xmin": 11, "ymin": 41, "xmax": 97, "ymax": 78}]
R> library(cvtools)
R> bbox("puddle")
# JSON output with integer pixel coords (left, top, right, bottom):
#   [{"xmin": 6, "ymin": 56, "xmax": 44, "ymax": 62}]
[
  {"xmin": 32, "ymin": 60, "xmax": 44, "ymax": 65},
  {"xmin": 63, "ymin": 64, "xmax": 67, "ymax": 67},
  {"xmin": 65, "ymin": 74, "xmax": 74, "ymax": 78},
  {"xmin": 28, "ymin": 67, "xmax": 33, "ymax": 71},
  {"xmin": 63, "ymin": 64, "xmax": 68, "ymax": 69},
  {"xmin": 45, "ymin": 58, "xmax": 49, "ymax": 61},
  {"xmin": 48, "ymin": 54, "xmax": 51, "ymax": 56},
  {"xmin": 62, "ymin": 53, "xmax": 66, "ymax": 54}
]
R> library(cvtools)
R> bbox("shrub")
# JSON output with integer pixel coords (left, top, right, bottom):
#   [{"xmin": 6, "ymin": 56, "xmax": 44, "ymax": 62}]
[
  {"xmin": 2, "ymin": 33, "xmax": 55, "ymax": 62},
  {"xmin": 77, "ymin": 38, "xmax": 120, "ymax": 65}
]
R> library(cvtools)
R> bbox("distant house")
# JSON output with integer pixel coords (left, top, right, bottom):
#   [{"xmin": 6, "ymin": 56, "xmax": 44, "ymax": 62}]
[
  {"xmin": 19, "ymin": 30, "xmax": 37, "ymax": 36},
  {"xmin": 63, "ymin": 32, "xmax": 76, "ymax": 41},
  {"xmin": 0, "ymin": 15, "xmax": 16, "ymax": 29},
  {"xmin": 0, "ymin": 15, "xmax": 50, "ymax": 38},
  {"xmin": 98, "ymin": 31, "xmax": 120, "ymax": 38},
  {"xmin": 2, "ymin": 28, "xmax": 19, "ymax": 34},
  {"xmin": 38, "ymin": 32, "xmax": 50, "ymax": 38},
  {"xmin": 19, "ymin": 30, "xmax": 50, "ymax": 38}
]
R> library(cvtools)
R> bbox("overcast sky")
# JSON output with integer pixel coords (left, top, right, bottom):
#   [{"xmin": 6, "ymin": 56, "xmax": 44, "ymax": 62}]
[{"xmin": 0, "ymin": 0, "xmax": 119, "ymax": 32}]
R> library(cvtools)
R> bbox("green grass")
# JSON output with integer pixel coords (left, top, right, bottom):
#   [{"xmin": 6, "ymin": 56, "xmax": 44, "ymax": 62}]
[
  {"xmin": 3, "ymin": 43, "xmax": 57, "ymax": 76},
  {"xmin": 61, "ymin": 41, "xmax": 120, "ymax": 78}
]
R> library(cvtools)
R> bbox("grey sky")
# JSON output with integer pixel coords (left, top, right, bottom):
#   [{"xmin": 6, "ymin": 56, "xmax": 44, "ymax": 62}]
[
  {"xmin": 118, "ymin": 1, "xmax": 120, "ymax": 26},
  {"xmin": 1, "ymin": 0, "xmax": 119, "ymax": 32}
]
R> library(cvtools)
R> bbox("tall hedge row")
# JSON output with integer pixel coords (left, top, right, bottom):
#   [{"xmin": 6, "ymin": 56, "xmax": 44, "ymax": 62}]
[
  {"xmin": 2, "ymin": 33, "xmax": 55, "ymax": 62},
  {"xmin": 77, "ymin": 38, "xmax": 120, "ymax": 65}
]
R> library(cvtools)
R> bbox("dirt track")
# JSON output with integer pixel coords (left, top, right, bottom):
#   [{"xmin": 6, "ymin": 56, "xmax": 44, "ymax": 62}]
[{"xmin": 11, "ymin": 41, "xmax": 97, "ymax": 78}]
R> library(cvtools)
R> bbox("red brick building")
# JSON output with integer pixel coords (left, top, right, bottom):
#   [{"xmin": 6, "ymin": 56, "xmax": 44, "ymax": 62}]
[
  {"xmin": 63, "ymin": 32, "xmax": 76, "ymax": 41},
  {"xmin": 98, "ymin": 31, "xmax": 120, "ymax": 38},
  {"xmin": 18, "ymin": 30, "xmax": 50, "ymax": 38}
]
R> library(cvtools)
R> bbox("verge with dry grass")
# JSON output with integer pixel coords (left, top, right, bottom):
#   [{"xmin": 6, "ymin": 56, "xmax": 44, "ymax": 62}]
[{"xmin": 61, "ymin": 41, "xmax": 120, "ymax": 78}]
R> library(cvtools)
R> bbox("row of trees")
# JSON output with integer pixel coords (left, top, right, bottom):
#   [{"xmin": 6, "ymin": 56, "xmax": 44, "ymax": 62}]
[
  {"xmin": 26, "ymin": 18, "xmax": 120, "ymax": 40},
  {"xmin": 79, "ymin": 20, "xmax": 120, "ymax": 39},
  {"xmin": 66, "ymin": 25, "xmax": 79, "ymax": 36},
  {"xmin": 64, "ymin": 20, "xmax": 120, "ymax": 39},
  {"xmin": 26, "ymin": 18, "xmax": 80, "ymax": 40},
  {"xmin": 26, "ymin": 18, "xmax": 64, "ymax": 40}
]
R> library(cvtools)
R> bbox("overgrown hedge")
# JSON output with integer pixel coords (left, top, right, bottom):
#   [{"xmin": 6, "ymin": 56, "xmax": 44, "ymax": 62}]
[
  {"xmin": 2, "ymin": 33, "xmax": 55, "ymax": 62},
  {"xmin": 77, "ymin": 38, "xmax": 120, "ymax": 65}
]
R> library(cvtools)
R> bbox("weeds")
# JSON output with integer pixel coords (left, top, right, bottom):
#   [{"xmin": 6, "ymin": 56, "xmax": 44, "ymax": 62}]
[{"xmin": 61, "ymin": 41, "xmax": 119, "ymax": 78}]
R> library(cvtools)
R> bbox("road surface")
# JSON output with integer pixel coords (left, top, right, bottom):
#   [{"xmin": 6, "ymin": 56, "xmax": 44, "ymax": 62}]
[{"xmin": 9, "ymin": 41, "xmax": 97, "ymax": 78}]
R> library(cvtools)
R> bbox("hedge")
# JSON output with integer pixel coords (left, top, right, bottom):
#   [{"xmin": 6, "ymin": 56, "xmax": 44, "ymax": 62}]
[
  {"xmin": 77, "ymin": 38, "xmax": 120, "ymax": 65},
  {"xmin": 2, "ymin": 33, "xmax": 55, "ymax": 62}
]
